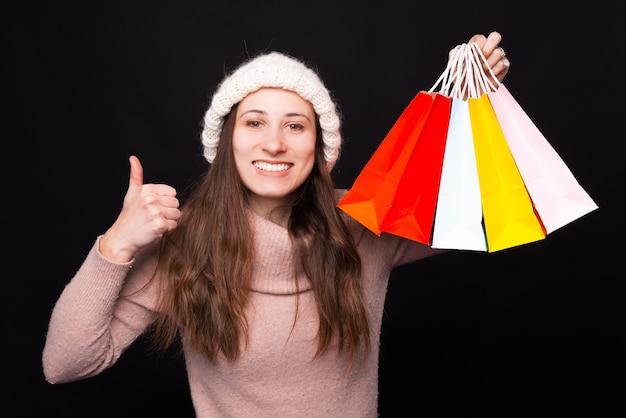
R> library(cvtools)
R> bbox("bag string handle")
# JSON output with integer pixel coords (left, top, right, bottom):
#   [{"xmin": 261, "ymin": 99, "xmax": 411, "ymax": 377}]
[
  {"xmin": 465, "ymin": 42, "xmax": 500, "ymax": 97},
  {"xmin": 429, "ymin": 44, "xmax": 465, "ymax": 96},
  {"xmin": 428, "ymin": 42, "xmax": 501, "ymax": 99},
  {"xmin": 451, "ymin": 44, "xmax": 474, "ymax": 99}
]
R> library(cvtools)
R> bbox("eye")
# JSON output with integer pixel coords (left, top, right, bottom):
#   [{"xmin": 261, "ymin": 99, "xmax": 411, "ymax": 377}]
[
  {"xmin": 287, "ymin": 123, "xmax": 304, "ymax": 131},
  {"xmin": 246, "ymin": 120, "xmax": 263, "ymax": 128}
]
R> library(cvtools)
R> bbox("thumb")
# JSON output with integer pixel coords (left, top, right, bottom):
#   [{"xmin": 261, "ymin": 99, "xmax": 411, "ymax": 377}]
[{"xmin": 128, "ymin": 155, "xmax": 144, "ymax": 188}]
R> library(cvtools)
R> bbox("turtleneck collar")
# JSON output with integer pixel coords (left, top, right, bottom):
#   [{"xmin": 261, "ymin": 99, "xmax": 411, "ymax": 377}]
[{"xmin": 246, "ymin": 209, "xmax": 312, "ymax": 295}]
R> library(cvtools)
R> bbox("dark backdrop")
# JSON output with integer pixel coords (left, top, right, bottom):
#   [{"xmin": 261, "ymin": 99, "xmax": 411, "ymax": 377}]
[{"xmin": 5, "ymin": 1, "xmax": 624, "ymax": 417}]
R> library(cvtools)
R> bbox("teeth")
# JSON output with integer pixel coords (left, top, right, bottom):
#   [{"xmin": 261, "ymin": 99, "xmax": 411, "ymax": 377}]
[{"xmin": 253, "ymin": 162, "xmax": 291, "ymax": 172}]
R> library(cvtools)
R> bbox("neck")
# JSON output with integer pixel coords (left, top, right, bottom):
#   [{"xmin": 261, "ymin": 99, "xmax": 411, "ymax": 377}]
[{"xmin": 246, "ymin": 197, "xmax": 292, "ymax": 228}]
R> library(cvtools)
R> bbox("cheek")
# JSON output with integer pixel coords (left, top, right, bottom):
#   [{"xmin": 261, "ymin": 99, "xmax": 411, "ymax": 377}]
[
  {"xmin": 231, "ymin": 134, "xmax": 248, "ymax": 160},
  {"xmin": 231, "ymin": 141, "xmax": 250, "ymax": 177},
  {"xmin": 297, "ymin": 137, "xmax": 317, "ymax": 160},
  {"xmin": 298, "ymin": 144, "xmax": 317, "ymax": 179}
]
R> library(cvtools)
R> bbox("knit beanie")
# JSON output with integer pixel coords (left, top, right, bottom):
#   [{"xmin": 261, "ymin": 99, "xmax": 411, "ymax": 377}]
[{"xmin": 201, "ymin": 52, "xmax": 342, "ymax": 168}]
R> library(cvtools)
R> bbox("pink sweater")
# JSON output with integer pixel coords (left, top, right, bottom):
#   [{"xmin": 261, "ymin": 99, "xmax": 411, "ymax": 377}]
[{"xmin": 43, "ymin": 202, "xmax": 441, "ymax": 417}]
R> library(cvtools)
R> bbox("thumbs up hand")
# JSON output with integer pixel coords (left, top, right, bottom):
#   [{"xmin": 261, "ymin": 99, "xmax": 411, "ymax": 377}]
[{"xmin": 99, "ymin": 155, "xmax": 181, "ymax": 263}]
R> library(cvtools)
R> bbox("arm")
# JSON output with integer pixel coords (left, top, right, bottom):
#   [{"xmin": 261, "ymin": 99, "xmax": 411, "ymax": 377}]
[
  {"xmin": 42, "ymin": 239, "xmax": 158, "ymax": 383},
  {"xmin": 42, "ymin": 156, "xmax": 181, "ymax": 383}
]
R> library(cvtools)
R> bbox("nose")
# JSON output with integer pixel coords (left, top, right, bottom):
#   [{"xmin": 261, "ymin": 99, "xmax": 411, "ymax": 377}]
[{"xmin": 261, "ymin": 128, "xmax": 287, "ymax": 155}]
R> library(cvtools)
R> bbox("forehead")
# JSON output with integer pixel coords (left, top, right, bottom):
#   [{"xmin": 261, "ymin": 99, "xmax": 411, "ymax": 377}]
[{"xmin": 237, "ymin": 88, "xmax": 315, "ymax": 115}]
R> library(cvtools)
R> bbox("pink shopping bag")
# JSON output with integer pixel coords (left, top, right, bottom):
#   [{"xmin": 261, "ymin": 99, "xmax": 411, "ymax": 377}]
[{"xmin": 487, "ymin": 85, "xmax": 599, "ymax": 233}]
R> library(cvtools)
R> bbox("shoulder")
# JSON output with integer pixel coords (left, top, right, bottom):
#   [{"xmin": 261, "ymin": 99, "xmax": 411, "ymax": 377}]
[
  {"xmin": 333, "ymin": 189, "xmax": 444, "ymax": 265},
  {"xmin": 334, "ymin": 188, "xmax": 348, "ymax": 203},
  {"xmin": 334, "ymin": 188, "xmax": 363, "ymax": 233}
]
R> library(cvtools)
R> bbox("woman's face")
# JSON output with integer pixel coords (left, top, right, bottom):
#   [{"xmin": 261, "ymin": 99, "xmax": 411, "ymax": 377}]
[{"xmin": 233, "ymin": 87, "xmax": 317, "ymax": 213}]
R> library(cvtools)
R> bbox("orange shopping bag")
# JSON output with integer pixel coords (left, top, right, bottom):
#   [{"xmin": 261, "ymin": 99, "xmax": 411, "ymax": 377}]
[
  {"xmin": 337, "ymin": 91, "xmax": 437, "ymax": 235},
  {"xmin": 338, "ymin": 45, "xmax": 463, "ymax": 239}
]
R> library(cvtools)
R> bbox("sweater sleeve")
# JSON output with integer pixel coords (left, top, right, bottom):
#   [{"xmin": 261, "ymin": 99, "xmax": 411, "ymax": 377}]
[
  {"xmin": 42, "ymin": 236, "xmax": 161, "ymax": 384},
  {"xmin": 392, "ymin": 234, "xmax": 447, "ymax": 267},
  {"xmin": 335, "ymin": 188, "xmax": 446, "ymax": 267}
]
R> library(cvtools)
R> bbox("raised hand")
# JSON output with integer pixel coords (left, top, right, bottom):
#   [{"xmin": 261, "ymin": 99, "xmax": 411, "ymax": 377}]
[
  {"xmin": 98, "ymin": 155, "xmax": 181, "ymax": 263},
  {"xmin": 446, "ymin": 31, "xmax": 511, "ymax": 99},
  {"xmin": 468, "ymin": 31, "xmax": 510, "ymax": 83}
]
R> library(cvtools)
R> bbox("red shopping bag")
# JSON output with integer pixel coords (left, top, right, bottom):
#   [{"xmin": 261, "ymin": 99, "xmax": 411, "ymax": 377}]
[
  {"xmin": 378, "ymin": 93, "xmax": 452, "ymax": 244},
  {"xmin": 337, "ymin": 91, "xmax": 436, "ymax": 235}
]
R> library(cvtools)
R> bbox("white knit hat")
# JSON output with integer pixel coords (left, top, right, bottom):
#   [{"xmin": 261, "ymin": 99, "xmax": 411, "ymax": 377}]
[{"xmin": 201, "ymin": 52, "xmax": 342, "ymax": 168}]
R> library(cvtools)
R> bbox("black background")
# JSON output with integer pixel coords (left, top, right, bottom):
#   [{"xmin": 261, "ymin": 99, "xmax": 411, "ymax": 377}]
[{"xmin": 5, "ymin": 1, "xmax": 624, "ymax": 417}]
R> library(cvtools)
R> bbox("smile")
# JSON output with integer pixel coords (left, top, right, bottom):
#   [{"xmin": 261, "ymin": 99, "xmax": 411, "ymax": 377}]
[{"xmin": 252, "ymin": 161, "xmax": 292, "ymax": 172}]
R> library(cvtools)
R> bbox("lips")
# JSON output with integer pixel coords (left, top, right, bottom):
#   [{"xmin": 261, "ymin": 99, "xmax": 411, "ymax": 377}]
[{"xmin": 252, "ymin": 161, "xmax": 293, "ymax": 172}]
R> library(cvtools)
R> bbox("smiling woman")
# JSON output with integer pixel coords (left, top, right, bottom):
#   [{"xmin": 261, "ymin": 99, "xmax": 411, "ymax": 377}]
[
  {"xmin": 42, "ymin": 37, "xmax": 510, "ymax": 418},
  {"xmin": 233, "ymin": 88, "xmax": 317, "ymax": 226}
]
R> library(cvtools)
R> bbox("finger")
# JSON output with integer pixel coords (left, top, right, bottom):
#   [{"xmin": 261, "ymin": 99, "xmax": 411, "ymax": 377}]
[
  {"xmin": 156, "ymin": 195, "xmax": 180, "ymax": 210},
  {"xmin": 481, "ymin": 31, "xmax": 502, "ymax": 57},
  {"xmin": 153, "ymin": 183, "xmax": 178, "ymax": 197},
  {"xmin": 471, "ymin": 32, "xmax": 506, "ymax": 81},
  {"xmin": 161, "ymin": 206, "xmax": 182, "ymax": 221},
  {"xmin": 448, "ymin": 44, "xmax": 464, "ymax": 59},
  {"xmin": 467, "ymin": 34, "xmax": 487, "ymax": 49},
  {"xmin": 485, "ymin": 46, "xmax": 507, "ymax": 72},
  {"xmin": 491, "ymin": 58, "xmax": 510, "ymax": 82},
  {"xmin": 128, "ymin": 155, "xmax": 144, "ymax": 189},
  {"xmin": 150, "ymin": 207, "xmax": 181, "ymax": 234}
]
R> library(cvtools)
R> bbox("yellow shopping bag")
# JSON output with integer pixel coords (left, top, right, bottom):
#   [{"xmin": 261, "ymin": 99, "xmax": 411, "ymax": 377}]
[{"xmin": 468, "ymin": 93, "xmax": 546, "ymax": 252}]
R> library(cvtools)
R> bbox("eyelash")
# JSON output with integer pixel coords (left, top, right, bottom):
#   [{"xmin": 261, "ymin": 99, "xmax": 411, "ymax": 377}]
[
  {"xmin": 246, "ymin": 121, "xmax": 304, "ymax": 131},
  {"xmin": 287, "ymin": 123, "xmax": 303, "ymax": 131}
]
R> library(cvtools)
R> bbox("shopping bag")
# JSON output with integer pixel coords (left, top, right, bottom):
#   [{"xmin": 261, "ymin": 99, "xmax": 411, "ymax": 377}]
[
  {"xmin": 486, "ymin": 84, "xmax": 598, "ymax": 233},
  {"xmin": 337, "ymin": 91, "xmax": 436, "ymax": 235},
  {"xmin": 340, "ymin": 40, "xmax": 596, "ymax": 253},
  {"xmin": 468, "ymin": 93, "xmax": 546, "ymax": 252},
  {"xmin": 431, "ymin": 97, "xmax": 487, "ymax": 251},
  {"xmin": 378, "ymin": 93, "xmax": 452, "ymax": 244}
]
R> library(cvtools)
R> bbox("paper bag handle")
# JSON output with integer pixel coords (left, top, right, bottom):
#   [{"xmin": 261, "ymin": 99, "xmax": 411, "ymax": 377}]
[
  {"xmin": 428, "ymin": 44, "xmax": 465, "ymax": 96},
  {"xmin": 429, "ymin": 42, "xmax": 501, "ymax": 99},
  {"xmin": 465, "ymin": 42, "xmax": 500, "ymax": 98}
]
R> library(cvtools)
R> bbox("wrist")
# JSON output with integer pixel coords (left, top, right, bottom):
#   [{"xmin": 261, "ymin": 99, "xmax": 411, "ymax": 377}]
[{"xmin": 98, "ymin": 233, "xmax": 135, "ymax": 263}]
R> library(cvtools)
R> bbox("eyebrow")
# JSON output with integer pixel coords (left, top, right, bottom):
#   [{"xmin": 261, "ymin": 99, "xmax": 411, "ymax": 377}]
[
  {"xmin": 240, "ymin": 109, "xmax": 266, "ymax": 117},
  {"xmin": 239, "ymin": 109, "xmax": 312, "ymax": 122}
]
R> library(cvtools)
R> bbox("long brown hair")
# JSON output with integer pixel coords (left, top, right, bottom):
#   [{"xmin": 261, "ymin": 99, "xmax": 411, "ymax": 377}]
[{"xmin": 152, "ymin": 105, "xmax": 369, "ymax": 366}]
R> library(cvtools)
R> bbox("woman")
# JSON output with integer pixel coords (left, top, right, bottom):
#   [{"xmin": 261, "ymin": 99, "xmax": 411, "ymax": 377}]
[{"xmin": 43, "ymin": 32, "xmax": 510, "ymax": 417}]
